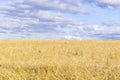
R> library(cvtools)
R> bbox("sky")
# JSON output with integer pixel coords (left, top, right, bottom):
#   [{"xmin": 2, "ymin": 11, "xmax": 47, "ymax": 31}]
[{"xmin": 0, "ymin": 0, "xmax": 120, "ymax": 40}]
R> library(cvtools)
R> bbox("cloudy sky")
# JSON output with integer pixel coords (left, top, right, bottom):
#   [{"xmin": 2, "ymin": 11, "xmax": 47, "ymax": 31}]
[{"xmin": 0, "ymin": 0, "xmax": 120, "ymax": 40}]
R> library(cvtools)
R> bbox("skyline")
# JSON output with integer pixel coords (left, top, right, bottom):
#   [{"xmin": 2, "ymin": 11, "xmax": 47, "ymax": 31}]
[{"xmin": 0, "ymin": 0, "xmax": 120, "ymax": 40}]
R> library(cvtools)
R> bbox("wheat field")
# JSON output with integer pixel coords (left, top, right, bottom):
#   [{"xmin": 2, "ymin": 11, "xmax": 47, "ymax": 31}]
[{"xmin": 0, "ymin": 40, "xmax": 120, "ymax": 80}]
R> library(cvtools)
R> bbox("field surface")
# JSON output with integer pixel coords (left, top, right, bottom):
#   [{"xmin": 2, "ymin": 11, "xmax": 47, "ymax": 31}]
[{"xmin": 0, "ymin": 40, "xmax": 120, "ymax": 80}]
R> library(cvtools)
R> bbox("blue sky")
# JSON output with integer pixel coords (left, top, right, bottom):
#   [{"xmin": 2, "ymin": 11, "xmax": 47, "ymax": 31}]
[{"xmin": 0, "ymin": 0, "xmax": 120, "ymax": 40}]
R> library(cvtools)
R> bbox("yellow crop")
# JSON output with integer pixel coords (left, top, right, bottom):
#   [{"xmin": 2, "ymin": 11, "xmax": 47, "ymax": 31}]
[{"xmin": 0, "ymin": 40, "xmax": 120, "ymax": 80}]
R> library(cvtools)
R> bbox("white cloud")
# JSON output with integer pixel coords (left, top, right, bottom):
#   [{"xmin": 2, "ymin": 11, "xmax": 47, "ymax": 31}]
[
  {"xmin": 0, "ymin": 0, "xmax": 120, "ymax": 40},
  {"xmin": 86, "ymin": 0, "xmax": 120, "ymax": 8},
  {"xmin": 0, "ymin": 15, "xmax": 39, "ymax": 28},
  {"xmin": 0, "ymin": 0, "xmax": 88, "ymax": 14},
  {"xmin": 27, "ymin": 0, "xmax": 87, "ymax": 13},
  {"xmin": 64, "ymin": 35, "xmax": 82, "ymax": 40},
  {"xmin": 98, "ymin": 0, "xmax": 120, "ymax": 5}
]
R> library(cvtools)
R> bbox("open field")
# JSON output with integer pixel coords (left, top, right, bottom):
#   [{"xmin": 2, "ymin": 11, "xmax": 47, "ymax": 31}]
[{"xmin": 0, "ymin": 40, "xmax": 120, "ymax": 80}]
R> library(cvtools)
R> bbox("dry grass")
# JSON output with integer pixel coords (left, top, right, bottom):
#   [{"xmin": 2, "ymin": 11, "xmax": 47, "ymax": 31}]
[{"xmin": 0, "ymin": 40, "xmax": 120, "ymax": 80}]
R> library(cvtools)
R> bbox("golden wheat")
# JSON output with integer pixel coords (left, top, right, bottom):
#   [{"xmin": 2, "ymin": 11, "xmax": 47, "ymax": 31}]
[{"xmin": 0, "ymin": 40, "xmax": 120, "ymax": 80}]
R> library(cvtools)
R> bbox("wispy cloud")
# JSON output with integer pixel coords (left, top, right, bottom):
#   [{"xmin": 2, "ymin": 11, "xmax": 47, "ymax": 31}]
[
  {"xmin": 85, "ymin": 0, "xmax": 120, "ymax": 8},
  {"xmin": 0, "ymin": 0, "xmax": 120, "ymax": 40}
]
